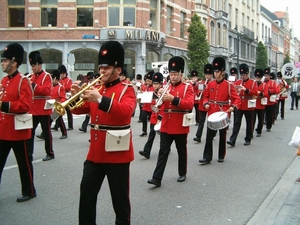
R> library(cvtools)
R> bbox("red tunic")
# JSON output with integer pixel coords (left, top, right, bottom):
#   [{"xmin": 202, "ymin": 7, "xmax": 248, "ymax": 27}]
[
  {"xmin": 72, "ymin": 81, "xmax": 136, "ymax": 163},
  {"xmin": 234, "ymin": 78, "xmax": 258, "ymax": 110},
  {"xmin": 51, "ymin": 83, "xmax": 66, "ymax": 102},
  {"xmin": 203, "ymin": 79, "xmax": 241, "ymax": 117},
  {"xmin": 160, "ymin": 82, "xmax": 194, "ymax": 134},
  {"xmin": 264, "ymin": 80, "xmax": 280, "ymax": 105},
  {"xmin": 30, "ymin": 70, "xmax": 52, "ymax": 115},
  {"xmin": 255, "ymin": 81, "xmax": 269, "ymax": 110},
  {"xmin": 59, "ymin": 77, "xmax": 72, "ymax": 92},
  {"xmin": 0, "ymin": 72, "xmax": 33, "ymax": 140},
  {"xmin": 150, "ymin": 92, "xmax": 164, "ymax": 125},
  {"xmin": 191, "ymin": 81, "xmax": 200, "ymax": 104},
  {"xmin": 278, "ymin": 80, "xmax": 289, "ymax": 100}
]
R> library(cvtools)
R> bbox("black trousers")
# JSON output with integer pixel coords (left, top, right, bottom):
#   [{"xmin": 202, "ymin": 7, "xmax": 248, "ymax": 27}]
[
  {"xmin": 203, "ymin": 126, "xmax": 226, "ymax": 161},
  {"xmin": 54, "ymin": 107, "xmax": 73, "ymax": 129},
  {"xmin": 81, "ymin": 114, "xmax": 90, "ymax": 131},
  {"xmin": 195, "ymin": 110, "xmax": 207, "ymax": 139},
  {"xmin": 194, "ymin": 103, "xmax": 199, "ymax": 123},
  {"xmin": 40, "ymin": 116, "xmax": 67, "ymax": 136},
  {"xmin": 28, "ymin": 115, "xmax": 54, "ymax": 160},
  {"xmin": 229, "ymin": 109, "xmax": 254, "ymax": 143},
  {"xmin": 152, "ymin": 132, "xmax": 187, "ymax": 180},
  {"xmin": 0, "ymin": 140, "xmax": 36, "ymax": 196},
  {"xmin": 290, "ymin": 92, "xmax": 298, "ymax": 109},
  {"xmin": 143, "ymin": 124, "xmax": 157, "ymax": 155},
  {"xmin": 79, "ymin": 160, "xmax": 131, "ymax": 225},
  {"xmin": 265, "ymin": 104, "xmax": 276, "ymax": 130},
  {"xmin": 253, "ymin": 109, "xmax": 265, "ymax": 135},
  {"xmin": 140, "ymin": 110, "xmax": 151, "ymax": 133},
  {"xmin": 275, "ymin": 99, "xmax": 285, "ymax": 119}
]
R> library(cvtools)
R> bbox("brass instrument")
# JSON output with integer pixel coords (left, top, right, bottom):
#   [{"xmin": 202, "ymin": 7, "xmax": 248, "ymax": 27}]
[
  {"xmin": 151, "ymin": 80, "xmax": 170, "ymax": 113},
  {"xmin": 53, "ymin": 74, "xmax": 104, "ymax": 117}
]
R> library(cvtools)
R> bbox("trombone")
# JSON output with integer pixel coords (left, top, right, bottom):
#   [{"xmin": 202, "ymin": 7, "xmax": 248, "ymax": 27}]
[{"xmin": 52, "ymin": 74, "xmax": 103, "ymax": 119}]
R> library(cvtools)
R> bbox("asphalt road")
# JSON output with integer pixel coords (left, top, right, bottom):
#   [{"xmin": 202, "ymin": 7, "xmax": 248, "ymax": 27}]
[{"xmin": 0, "ymin": 100, "xmax": 298, "ymax": 225}]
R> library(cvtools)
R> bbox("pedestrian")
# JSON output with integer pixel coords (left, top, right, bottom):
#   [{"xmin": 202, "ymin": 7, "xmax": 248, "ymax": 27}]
[
  {"xmin": 290, "ymin": 77, "xmax": 300, "ymax": 110},
  {"xmin": 147, "ymin": 56, "xmax": 194, "ymax": 187},
  {"xmin": 199, "ymin": 57, "xmax": 240, "ymax": 165},
  {"xmin": 275, "ymin": 71, "xmax": 289, "ymax": 119},
  {"xmin": 0, "ymin": 43, "xmax": 36, "ymax": 202},
  {"xmin": 27, "ymin": 51, "xmax": 55, "ymax": 161},
  {"xmin": 71, "ymin": 41, "xmax": 136, "ymax": 225},
  {"xmin": 193, "ymin": 64, "xmax": 214, "ymax": 143},
  {"xmin": 139, "ymin": 72, "xmax": 164, "ymax": 159},
  {"xmin": 263, "ymin": 68, "xmax": 280, "ymax": 132},
  {"xmin": 227, "ymin": 63, "xmax": 258, "ymax": 146},
  {"xmin": 253, "ymin": 69, "xmax": 268, "ymax": 137}
]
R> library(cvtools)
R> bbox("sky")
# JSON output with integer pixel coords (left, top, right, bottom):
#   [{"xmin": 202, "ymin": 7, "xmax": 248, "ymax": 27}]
[{"xmin": 260, "ymin": 0, "xmax": 300, "ymax": 38}]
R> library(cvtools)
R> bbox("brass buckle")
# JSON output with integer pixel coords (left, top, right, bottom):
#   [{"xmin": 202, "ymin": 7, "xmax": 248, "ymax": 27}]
[{"xmin": 94, "ymin": 124, "xmax": 99, "ymax": 130}]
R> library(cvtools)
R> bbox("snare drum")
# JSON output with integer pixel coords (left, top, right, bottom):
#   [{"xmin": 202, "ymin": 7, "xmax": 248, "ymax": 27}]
[{"xmin": 207, "ymin": 111, "xmax": 230, "ymax": 130}]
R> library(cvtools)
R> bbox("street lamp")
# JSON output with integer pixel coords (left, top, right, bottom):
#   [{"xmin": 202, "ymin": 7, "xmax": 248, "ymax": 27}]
[{"xmin": 276, "ymin": 51, "xmax": 283, "ymax": 72}]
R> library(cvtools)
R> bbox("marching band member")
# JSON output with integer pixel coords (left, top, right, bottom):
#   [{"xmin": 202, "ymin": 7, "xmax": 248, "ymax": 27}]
[
  {"xmin": 0, "ymin": 43, "xmax": 36, "ymax": 202},
  {"xmin": 36, "ymin": 70, "xmax": 68, "ymax": 139},
  {"xmin": 27, "ymin": 51, "xmax": 54, "ymax": 161},
  {"xmin": 147, "ymin": 56, "xmax": 194, "ymax": 186},
  {"xmin": 263, "ymin": 68, "xmax": 280, "ymax": 132},
  {"xmin": 139, "ymin": 71, "xmax": 154, "ymax": 137},
  {"xmin": 190, "ymin": 70, "xmax": 200, "ymax": 125},
  {"xmin": 71, "ymin": 41, "xmax": 136, "ymax": 225},
  {"xmin": 193, "ymin": 64, "xmax": 214, "ymax": 143},
  {"xmin": 199, "ymin": 57, "xmax": 240, "ymax": 165},
  {"xmin": 227, "ymin": 63, "xmax": 258, "ymax": 146},
  {"xmin": 275, "ymin": 71, "xmax": 288, "ymax": 120},
  {"xmin": 229, "ymin": 67, "xmax": 238, "ymax": 83},
  {"xmin": 139, "ymin": 72, "xmax": 164, "ymax": 159},
  {"xmin": 135, "ymin": 74, "xmax": 143, "ymax": 121},
  {"xmin": 58, "ymin": 65, "xmax": 73, "ymax": 130},
  {"xmin": 253, "ymin": 69, "xmax": 268, "ymax": 137}
]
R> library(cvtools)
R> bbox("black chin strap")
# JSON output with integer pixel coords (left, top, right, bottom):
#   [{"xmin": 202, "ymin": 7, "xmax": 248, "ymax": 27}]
[{"xmin": 4, "ymin": 57, "xmax": 15, "ymax": 73}]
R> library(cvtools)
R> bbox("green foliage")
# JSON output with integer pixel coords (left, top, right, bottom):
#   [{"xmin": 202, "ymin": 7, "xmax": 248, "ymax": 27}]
[
  {"xmin": 187, "ymin": 14, "xmax": 210, "ymax": 79},
  {"xmin": 284, "ymin": 53, "xmax": 291, "ymax": 64},
  {"xmin": 255, "ymin": 41, "xmax": 268, "ymax": 69}
]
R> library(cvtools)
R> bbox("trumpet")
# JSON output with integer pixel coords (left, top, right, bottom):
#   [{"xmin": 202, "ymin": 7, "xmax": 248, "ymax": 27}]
[
  {"xmin": 53, "ymin": 74, "xmax": 104, "ymax": 117},
  {"xmin": 151, "ymin": 80, "xmax": 170, "ymax": 113}
]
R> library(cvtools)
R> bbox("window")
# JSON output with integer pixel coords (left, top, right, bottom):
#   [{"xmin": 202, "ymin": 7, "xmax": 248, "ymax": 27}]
[
  {"xmin": 108, "ymin": 0, "xmax": 136, "ymax": 27},
  {"xmin": 222, "ymin": 24, "xmax": 227, "ymax": 47},
  {"xmin": 210, "ymin": 21, "xmax": 215, "ymax": 45},
  {"xmin": 166, "ymin": 6, "xmax": 172, "ymax": 34},
  {"xmin": 217, "ymin": 23, "xmax": 221, "ymax": 46},
  {"xmin": 150, "ymin": 0, "xmax": 157, "ymax": 29},
  {"xmin": 180, "ymin": 12, "xmax": 185, "ymax": 38},
  {"xmin": 41, "ymin": 0, "xmax": 57, "ymax": 27},
  {"xmin": 77, "ymin": 0, "xmax": 94, "ymax": 27},
  {"xmin": 8, "ymin": 0, "xmax": 25, "ymax": 27}
]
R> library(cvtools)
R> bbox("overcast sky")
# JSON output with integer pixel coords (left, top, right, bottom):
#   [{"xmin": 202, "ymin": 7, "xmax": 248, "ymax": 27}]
[{"xmin": 260, "ymin": 0, "xmax": 300, "ymax": 38}]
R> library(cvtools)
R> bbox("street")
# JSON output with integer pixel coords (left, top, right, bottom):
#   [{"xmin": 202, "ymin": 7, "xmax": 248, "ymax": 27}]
[{"xmin": 0, "ymin": 100, "xmax": 298, "ymax": 225}]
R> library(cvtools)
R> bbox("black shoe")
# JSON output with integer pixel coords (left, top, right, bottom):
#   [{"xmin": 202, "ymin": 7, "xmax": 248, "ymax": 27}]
[
  {"xmin": 193, "ymin": 137, "xmax": 201, "ymax": 143},
  {"xmin": 67, "ymin": 128, "xmax": 73, "ymax": 130},
  {"xmin": 226, "ymin": 141, "xmax": 235, "ymax": 147},
  {"xmin": 244, "ymin": 141, "xmax": 250, "ymax": 146},
  {"xmin": 36, "ymin": 134, "xmax": 45, "ymax": 140},
  {"xmin": 177, "ymin": 175, "xmax": 186, "ymax": 182},
  {"xmin": 195, "ymin": 123, "xmax": 199, "ymax": 126},
  {"xmin": 218, "ymin": 159, "xmax": 224, "ymax": 163},
  {"xmin": 266, "ymin": 129, "xmax": 271, "ymax": 132},
  {"xmin": 79, "ymin": 128, "xmax": 87, "ymax": 133},
  {"xmin": 42, "ymin": 155, "xmax": 55, "ymax": 161},
  {"xmin": 291, "ymin": 108, "xmax": 294, "ymax": 110},
  {"xmin": 147, "ymin": 178, "xmax": 161, "ymax": 187},
  {"xmin": 51, "ymin": 127, "xmax": 58, "ymax": 131},
  {"xmin": 60, "ymin": 135, "xmax": 67, "ymax": 139},
  {"xmin": 16, "ymin": 193, "xmax": 36, "ymax": 203},
  {"xmin": 137, "ymin": 120, "xmax": 142, "ymax": 123},
  {"xmin": 256, "ymin": 133, "xmax": 261, "ymax": 137},
  {"xmin": 139, "ymin": 132, "xmax": 147, "ymax": 137},
  {"xmin": 199, "ymin": 159, "xmax": 211, "ymax": 165},
  {"xmin": 139, "ymin": 151, "xmax": 150, "ymax": 159}
]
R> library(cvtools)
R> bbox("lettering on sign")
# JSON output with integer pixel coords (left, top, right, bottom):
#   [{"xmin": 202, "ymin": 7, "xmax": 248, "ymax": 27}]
[
  {"xmin": 125, "ymin": 30, "xmax": 160, "ymax": 42},
  {"xmin": 74, "ymin": 63, "xmax": 95, "ymax": 70},
  {"xmin": 45, "ymin": 63, "xmax": 59, "ymax": 70},
  {"xmin": 108, "ymin": 30, "xmax": 116, "ymax": 39}
]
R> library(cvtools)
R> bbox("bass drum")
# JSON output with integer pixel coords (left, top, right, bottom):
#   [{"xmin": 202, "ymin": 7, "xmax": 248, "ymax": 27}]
[{"xmin": 207, "ymin": 111, "xmax": 230, "ymax": 130}]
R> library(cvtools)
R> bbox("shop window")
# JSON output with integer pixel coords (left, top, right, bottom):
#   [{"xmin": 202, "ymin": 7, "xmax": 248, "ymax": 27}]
[
  {"xmin": 8, "ymin": 0, "xmax": 25, "ymax": 27},
  {"xmin": 108, "ymin": 0, "xmax": 136, "ymax": 27},
  {"xmin": 150, "ymin": 0, "xmax": 157, "ymax": 29},
  {"xmin": 41, "ymin": 0, "xmax": 58, "ymax": 27}
]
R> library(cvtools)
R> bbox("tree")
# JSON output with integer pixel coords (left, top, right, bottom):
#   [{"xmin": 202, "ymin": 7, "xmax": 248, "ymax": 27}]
[
  {"xmin": 187, "ymin": 14, "xmax": 210, "ymax": 79},
  {"xmin": 255, "ymin": 41, "xmax": 268, "ymax": 69},
  {"xmin": 283, "ymin": 53, "xmax": 291, "ymax": 65}
]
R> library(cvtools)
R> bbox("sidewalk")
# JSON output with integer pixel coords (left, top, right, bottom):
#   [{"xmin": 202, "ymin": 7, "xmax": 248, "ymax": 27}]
[{"xmin": 247, "ymin": 156, "xmax": 300, "ymax": 225}]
